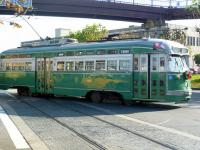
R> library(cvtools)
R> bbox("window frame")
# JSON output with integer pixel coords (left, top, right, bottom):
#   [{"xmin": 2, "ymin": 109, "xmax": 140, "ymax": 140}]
[
  {"xmin": 140, "ymin": 55, "xmax": 148, "ymax": 72},
  {"xmin": 133, "ymin": 55, "xmax": 140, "ymax": 72},
  {"xmin": 107, "ymin": 60, "xmax": 118, "ymax": 71},
  {"xmin": 96, "ymin": 60, "xmax": 106, "ymax": 71},
  {"xmin": 85, "ymin": 61, "xmax": 95, "ymax": 71},
  {"xmin": 66, "ymin": 61, "xmax": 74, "ymax": 71},
  {"xmin": 151, "ymin": 56, "xmax": 158, "ymax": 72},
  {"xmin": 57, "ymin": 61, "xmax": 65, "ymax": 71},
  {"xmin": 75, "ymin": 61, "xmax": 85, "ymax": 71},
  {"xmin": 119, "ymin": 59, "xmax": 131, "ymax": 72}
]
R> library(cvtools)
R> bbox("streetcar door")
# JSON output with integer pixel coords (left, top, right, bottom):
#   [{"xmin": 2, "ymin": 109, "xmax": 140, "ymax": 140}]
[
  {"xmin": 36, "ymin": 58, "xmax": 45, "ymax": 94},
  {"xmin": 45, "ymin": 58, "xmax": 53, "ymax": 94},
  {"xmin": 36, "ymin": 58, "xmax": 53, "ymax": 94},
  {"xmin": 150, "ymin": 54, "xmax": 166, "ymax": 99},
  {"xmin": 133, "ymin": 54, "xmax": 148, "ymax": 99}
]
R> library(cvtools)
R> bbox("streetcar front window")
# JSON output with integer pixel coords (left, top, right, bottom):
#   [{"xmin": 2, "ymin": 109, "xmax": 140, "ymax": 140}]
[
  {"xmin": 168, "ymin": 56, "xmax": 189, "ymax": 72},
  {"xmin": 181, "ymin": 56, "xmax": 189, "ymax": 69},
  {"xmin": 172, "ymin": 47, "xmax": 188, "ymax": 54}
]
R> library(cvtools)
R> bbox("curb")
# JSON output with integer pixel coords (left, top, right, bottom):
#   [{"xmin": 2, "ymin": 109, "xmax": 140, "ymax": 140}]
[
  {"xmin": 192, "ymin": 88, "xmax": 200, "ymax": 90},
  {"xmin": 1, "ymin": 103, "xmax": 49, "ymax": 150}
]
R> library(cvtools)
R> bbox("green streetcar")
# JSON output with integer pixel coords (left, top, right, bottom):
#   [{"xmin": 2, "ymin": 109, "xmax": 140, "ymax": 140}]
[{"xmin": 0, "ymin": 38, "xmax": 192, "ymax": 103}]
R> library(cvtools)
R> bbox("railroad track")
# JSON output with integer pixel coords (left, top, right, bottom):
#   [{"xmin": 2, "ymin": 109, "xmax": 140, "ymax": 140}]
[
  {"xmin": 15, "ymin": 95, "xmax": 181, "ymax": 150},
  {"xmin": 15, "ymin": 96, "xmax": 107, "ymax": 150},
  {"xmin": 49, "ymin": 99, "xmax": 181, "ymax": 150}
]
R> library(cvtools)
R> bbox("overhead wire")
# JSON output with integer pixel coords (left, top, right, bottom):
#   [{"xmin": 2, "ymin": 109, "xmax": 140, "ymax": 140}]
[{"xmin": 20, "ymin": 16, "xmax": 43, "ymax": 40}]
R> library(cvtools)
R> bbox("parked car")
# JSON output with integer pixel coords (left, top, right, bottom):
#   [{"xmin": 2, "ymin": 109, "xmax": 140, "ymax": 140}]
[{"xmin": 190, "ymin": 67, "xmax": 200, "ymax": 74}]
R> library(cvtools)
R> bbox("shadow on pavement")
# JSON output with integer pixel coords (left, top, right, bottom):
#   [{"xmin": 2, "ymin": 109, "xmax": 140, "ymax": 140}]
[{"xmin": 0, "ymin": 89, "xmax": 184, "ymax": 119}]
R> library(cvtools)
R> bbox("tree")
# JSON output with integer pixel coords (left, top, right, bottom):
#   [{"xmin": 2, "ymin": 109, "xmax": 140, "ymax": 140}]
[
  {"xmin": 67, "ymin": 24, "xmax": 108, "ymax": 42},
  {"xmin": 194, "ymin": 54, "xmax": 200, "ymax": 65},
  {"xmin": 186, "ymin": 0, "xmax": 200, "ymax": 18},
  {"xmin": 159, "ymin": 29, "xmax": 186, "ymax": 45},
  {"xmin": 0, "ymin": 0, "xmax": 33, "ymax": 28},
  {"xmin": 196, "ymin": 26, "xmax": 200, "ymax": 36}
]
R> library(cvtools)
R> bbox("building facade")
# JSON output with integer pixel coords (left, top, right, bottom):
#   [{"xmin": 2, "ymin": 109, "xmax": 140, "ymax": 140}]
[
  {"xmin": 108, "ymin": 24, "xmax": 200, "ymax": 67},
  {"xmin": 55, "ymin": 28, "xmax": 71, "ymax": 38}
]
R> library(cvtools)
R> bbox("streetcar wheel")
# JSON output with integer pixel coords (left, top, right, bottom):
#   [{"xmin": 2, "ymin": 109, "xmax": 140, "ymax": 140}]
[
  {"xmin": 17, "ymin": 88, "xmax": 31, "ymax": 96},
  {"xmin": 17, "ymin": 88, "xmax": 23, "ymax": 96},
  {"xmin": 24, "ymin": 88, "xmax": 31, "ymax": 97},
  {"xmin": 90, "ymin": 92, "xmax": 103, "ymax": 103}
]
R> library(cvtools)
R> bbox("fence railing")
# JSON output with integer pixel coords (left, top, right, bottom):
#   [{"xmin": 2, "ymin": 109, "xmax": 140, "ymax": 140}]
[
  {"xmin": 0, "ymin": 0, "xmax": 194, "ymax": 8},
  {"xmin": 95, "ymin": 0, "xmax": 193, "ymax": 8}
]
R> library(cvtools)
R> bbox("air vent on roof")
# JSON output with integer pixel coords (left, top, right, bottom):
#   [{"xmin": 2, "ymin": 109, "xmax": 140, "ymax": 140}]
[{"xmin": 21, "ymin": 37, "xmax": 78, "ymax": 48}]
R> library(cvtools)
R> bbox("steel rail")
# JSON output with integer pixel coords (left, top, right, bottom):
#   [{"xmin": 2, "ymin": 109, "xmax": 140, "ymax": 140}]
[
  {"xmin": 15, "ymin": 97, "xmax": 107, "ymax": 150},
  {"xmin": 46, "ymin": 98, "xmax": 180, "ymax": 150},
  {"xmin": 12, "ymin": 94, "xmax": 184, "ymax": 150}
]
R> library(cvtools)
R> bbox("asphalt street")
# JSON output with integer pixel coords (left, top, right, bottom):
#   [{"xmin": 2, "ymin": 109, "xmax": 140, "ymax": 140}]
[
  {"xmin": 190, "ymin": 90, "xmax": 200, "ymax": 102},
  {"xmin": 0, "ymin": 89, "xmax": 199, "ymax": 150}
]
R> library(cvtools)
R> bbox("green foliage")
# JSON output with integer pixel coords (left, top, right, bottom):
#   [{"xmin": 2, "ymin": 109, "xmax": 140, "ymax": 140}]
[
  {"xmin": 143, "ymin": 20, "xmax": 154, "ymax": 29},
  {"xmin": 196, "ymin": 27, "xmax": 200, "ymax": 32},
  {"xmin": 195, "ymin": 26, "xmax": 200, "ymax": 37},
  {"xmin": 186, "ymin": 0, "xmax": 200, "ymax": 18},
  {"xmin": 194, "ymin": 54, "xmax": 200, "ymax": 65},
  {"xmin": 67, "ymin": 24, "xmax": 108, "ymax": 42},
  {"xmin": 0, "ymin": 1, "xmax": 33, "ymax": 28},
  {"xmin": 191, "ymin": 74, "xmax": 200, "ymax": 89},
  {"xmin": 159, "ymin": 29, "xmax": 186, "ymax": 44}
]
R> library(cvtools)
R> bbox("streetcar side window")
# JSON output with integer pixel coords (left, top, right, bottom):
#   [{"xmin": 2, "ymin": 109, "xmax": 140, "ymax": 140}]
[
  {"xmin": 12, "ymin": 62, "xmax": 25, "ymax": 71},
  {"xmin": 85, "ymin": 61, "xmax": 95, "ymax": 71},
  {"xmin": 96, "ymin": 60, "xmax": 106, "ymax": 71},
  {"xmin": 37, "ymin": 61, "xmax": 44, "ymax": 71},
  {"xmin": 152, "ymin": 57, "xmax": 158, "ymax": 71},
  {"xmin": 66, "ymin": 62, "xmax": 74, "ymax": 71},
  {"xmin": 141, "ymin": 57, "xmax": 147, "ymax": 71},
  {"xmin": 6, "ymin": 63, "xmax": 12, "ymax": 71},
  {"xmin": 19, "ymin": 62, "xmax": 25, "ymax": 71},
  {"xmin": 119, "ymin": 60, "xmax": 130, "ymax": 71},
  {"xmin": 160, "ymin": 57, "xmax": 165, "ymax": 72},
  {"xmin": 25, "ymin": 62, "xmax": 32, "ymax": 71},
  {"xmin": 12, "ymin": 62, "xmax": 17, "ymax": 71},
  {"xmin": 133, "ymin": 57, "xmax": 139, "ymax": 71},
  {"xmin": 46, "ymin": 61, "xmax": 53, "ymax": 71},
  {"xmin": 0, "ymin": 62, "xmax": 4, "ymax": 71},
  {"xmin": 107, "ymin": 60, "xmax": 117, "ymax": 71},
  {"xmin": 57, "ymin": 61, "xmax": 65, "ymax": 71},
  {"xmin": 75, "ymin": 61, "xmax": 84, "ymax": 71}
]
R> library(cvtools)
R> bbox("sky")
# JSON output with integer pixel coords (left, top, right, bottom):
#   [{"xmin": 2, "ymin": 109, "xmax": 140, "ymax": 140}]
[{"xmin": 0, "ymin": 15, "xmax": 200, "ymax": 52}]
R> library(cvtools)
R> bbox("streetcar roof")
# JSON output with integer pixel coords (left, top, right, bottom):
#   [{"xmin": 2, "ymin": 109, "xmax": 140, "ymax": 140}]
[{"xmin": 1, "ymin": 38, "xmax": 187, "ymax": 55}]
